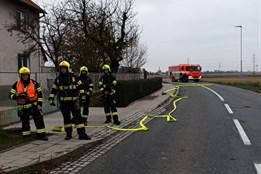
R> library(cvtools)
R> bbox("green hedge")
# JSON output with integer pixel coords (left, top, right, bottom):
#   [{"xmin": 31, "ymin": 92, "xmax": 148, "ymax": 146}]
[
  {"xmin": 90, "ymin": 78, "xmax": 162, "ymax": 107},
  {"xmin": 89, "ymin": 77, "xmax": 162, "ymax": 107},
  {"xmin": 115, "ymin": 77, "xmax": 162, "ymax": 107}
]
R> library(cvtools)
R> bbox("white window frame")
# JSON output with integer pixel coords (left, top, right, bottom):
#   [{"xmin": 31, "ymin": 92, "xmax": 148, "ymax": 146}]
[
  {"xmin": 16, "ymin": 10, "xmax": 28, "ymax": 31},
  {"xmin": 18, "ymin": 53, "xmax": 30, "ymax": 70}
]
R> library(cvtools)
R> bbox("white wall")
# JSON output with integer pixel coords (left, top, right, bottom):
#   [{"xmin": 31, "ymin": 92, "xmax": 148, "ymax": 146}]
[{"xmin": 0, "ymin": 0, "xmax": 41, "ymax": 84}]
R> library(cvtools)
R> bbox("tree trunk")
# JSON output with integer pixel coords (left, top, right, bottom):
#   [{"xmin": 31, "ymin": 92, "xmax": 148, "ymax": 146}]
[{"xmin": 110, "ymin": 60, "xmax": 119, "ymax": 73}]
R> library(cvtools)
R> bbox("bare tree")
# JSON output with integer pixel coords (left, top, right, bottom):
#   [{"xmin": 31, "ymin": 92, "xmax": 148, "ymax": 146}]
[
  {"xmin": 41, "ymin": 3, "xmax": 72, "ymax": 71},
  {"xmin": 6, "ymin": 3, "xmax": 71, "ymax": 71},
  {"xmin": 6, "ymin": 9, "xmax": 43, "ymax": 60},
  {"xmin": 121, "ymin": 42, "xmax": 147, "ymax": 73},
  {"xmin": 7, "ymin": 0, "xmax": 146, "ymax": 73},
  {"xmin": 66, "ymin": 0, "xmax": 140, "ymax": 72},
  {"xmin": 108, "ymin": 0, "xmax": 140, "ymax": 72}
]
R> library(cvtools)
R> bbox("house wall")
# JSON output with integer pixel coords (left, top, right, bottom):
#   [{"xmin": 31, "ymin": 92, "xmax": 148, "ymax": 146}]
[{"xmin": 0, "ymin": 0, "xmax": 41, "ymax": 85}]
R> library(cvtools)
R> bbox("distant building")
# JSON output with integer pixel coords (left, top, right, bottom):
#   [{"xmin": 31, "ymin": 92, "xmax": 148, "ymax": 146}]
[{"xmin": 0, "ymin": 0, "xmax": 45, "ymax": 85}]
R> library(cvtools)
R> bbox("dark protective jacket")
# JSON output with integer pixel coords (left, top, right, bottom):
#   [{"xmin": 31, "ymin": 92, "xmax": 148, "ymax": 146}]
[
  {"xmin": 98, "ymin": 73, "xmax": 117, "ymax": 95},
  {"xmin": 79, "ymin": 74, "xmax": 93, "ymax": 96},
  {"xmin": 49, "ymin": 72, "xmax": 84, "ymax": 102}
]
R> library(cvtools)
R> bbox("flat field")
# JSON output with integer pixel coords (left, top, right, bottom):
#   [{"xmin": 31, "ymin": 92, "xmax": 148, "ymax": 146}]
[{"xmin": 202, "ymin": 73, "xmax": 261, "ymax": 93}]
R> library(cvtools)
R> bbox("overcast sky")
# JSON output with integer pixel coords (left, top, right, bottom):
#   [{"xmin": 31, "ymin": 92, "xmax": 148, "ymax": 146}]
[{"xmin": 37, "ymin": 0, "xmax": 260, "ymax": 72}]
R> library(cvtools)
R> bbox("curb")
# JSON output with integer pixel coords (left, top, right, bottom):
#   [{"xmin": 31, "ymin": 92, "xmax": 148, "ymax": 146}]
[
  {"xmin": 6, "ymin": 85, "xmax": 178, "ymax": 174},
  {"xmin": 7, "ymin": 139, "xmax": 103, "ymax": 174}
]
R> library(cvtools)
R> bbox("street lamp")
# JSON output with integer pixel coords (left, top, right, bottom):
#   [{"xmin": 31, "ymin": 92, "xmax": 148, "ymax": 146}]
[{"xmin": 235, "ymin": 25, "xmax": 242, "ymax": 82}]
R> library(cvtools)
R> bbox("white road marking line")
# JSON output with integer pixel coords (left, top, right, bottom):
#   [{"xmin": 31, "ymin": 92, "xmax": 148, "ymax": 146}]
[
  {"xmin": 233, "ymin": 119, "xmax": 251, "ymax": 145},
  {"xmin": 202, "ymin": 85, "xmax": 256, "ymax": 171},
  {"xmin": 201, "ymin": 86, "xmax": 224, "ymax": 101},
  {"xmin": 224, "ymin": 104, "xmax": 233, "ymax": 114},
  {"xmin": 254, "ymin": 163, "xmax": 261, "ymax": 174}
]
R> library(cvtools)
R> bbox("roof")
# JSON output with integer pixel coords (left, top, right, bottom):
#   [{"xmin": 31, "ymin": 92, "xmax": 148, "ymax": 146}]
[
  {"xmin": 19, "ymin": 0, "xmax": 45, "ymax": 13},
  {"xmin": 169, "ymin": 64, "xmax": 201, "ymax": 68}
]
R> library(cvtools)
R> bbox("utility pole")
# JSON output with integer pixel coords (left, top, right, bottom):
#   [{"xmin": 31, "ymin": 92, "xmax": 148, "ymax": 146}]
[
  {"xmin": 235, "ymin": 25, "xmax": 243, "ymax": 82},
  {"xmin": 253, "ymin": 53, "xmax": 256, "ymax": 74}
]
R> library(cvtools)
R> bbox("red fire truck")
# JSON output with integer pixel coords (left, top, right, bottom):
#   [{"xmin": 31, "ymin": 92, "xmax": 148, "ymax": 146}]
[{"xmin": 169, "ymin": 64, "xmax": 202, "ymax": 82}]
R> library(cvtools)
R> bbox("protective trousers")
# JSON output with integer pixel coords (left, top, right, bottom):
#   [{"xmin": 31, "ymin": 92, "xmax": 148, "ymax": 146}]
[
  {"xmin": 103, "ymin": 95, "xmax": 119, "ymax": 123},
  {"xmin": 18, "ymin": 106, "xmax": 46, "ymax": 137},
  {"xmin": 60, "ymin": 101, "xmax": 86, "ymax": 136},
  {"xmin": 82, "ymin": 97, "xmax": 90, "ymax": 122}
]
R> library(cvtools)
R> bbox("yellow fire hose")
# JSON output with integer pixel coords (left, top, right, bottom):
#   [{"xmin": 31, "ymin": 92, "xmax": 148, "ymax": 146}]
[{"xmin": 51, "ymin": 83, "xmax": 212, "ymax": 132}]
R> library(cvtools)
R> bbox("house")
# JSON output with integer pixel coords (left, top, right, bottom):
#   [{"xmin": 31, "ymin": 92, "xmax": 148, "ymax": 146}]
[
  {"xmin": 0, "ymin": 0, "xmax": 45, "ymax": 86},
  {"xmin": 0, "ymin": 0, "xmax": 45, "ymax": 104}
]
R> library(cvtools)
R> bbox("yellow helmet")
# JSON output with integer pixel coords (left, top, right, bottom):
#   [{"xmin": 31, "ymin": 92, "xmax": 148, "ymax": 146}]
[
  {"xmin": 80, "ymin": 66, "xmax": 88, "ymax": 73},
  {"xmin": 59, "ymin": 61, "xmax": 71, "ymax": 72},
  {"xmin": 19, "ymin": 67, "xmax": 30, "ymax": 75},
  {"xmin": 102, "ymin": 64, "xmax": 111, "ymax": 71}
]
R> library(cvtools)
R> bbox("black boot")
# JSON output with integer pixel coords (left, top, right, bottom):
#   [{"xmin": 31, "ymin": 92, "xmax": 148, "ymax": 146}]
[
  {"xmin": 65, "ymin": 133, "xmax": 72, "ymax": 140},
  {"xmin": 37, "ymin": 133, "xmax": 48, "ymax": 141},
  {"xmin": 79, "ymin": 133, "xmax": 91, "ymax": 140},
  {"xmin": 113, "ymin": 115, "xmax": 121, "ymax": 125},
  {"xmin": 64, "ymin": 127, "xmax": 72, "ymax": 140},
  {"xmin": 77, "ymin": 127, "xmax": 91, "ymax": 140},
  {"xmin": 105, "ymin": 116, "xmax": 112, "ymax": 123},
  {"xmin": 64, "ymin": 134, "xmax": 72, "ymax": 140}
]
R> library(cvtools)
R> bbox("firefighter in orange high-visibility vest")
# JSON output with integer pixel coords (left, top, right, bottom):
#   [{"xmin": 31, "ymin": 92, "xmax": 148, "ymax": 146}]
[
  {"xmin": 49, "ymin": 61, "xmax": 91, "ymax": 140},
  {"xmin": 9, "ymin": 67, "xmax": 48, "ymax": 141}
]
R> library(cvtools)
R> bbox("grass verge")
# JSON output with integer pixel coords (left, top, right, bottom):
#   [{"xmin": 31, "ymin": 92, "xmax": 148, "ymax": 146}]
[
  {"xmin": 0, "ymin": 127, "xmax": 38, "ymax": 152},
  {"xmin": 202, "ymin": 79, "xmax": 261, "ymax": 93},
  {"xmin": 226, "ymin": 82, "xmax": 261, "ymax": 93}
]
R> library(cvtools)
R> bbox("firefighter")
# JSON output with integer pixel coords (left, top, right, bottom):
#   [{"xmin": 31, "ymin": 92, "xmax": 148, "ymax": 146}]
[
  {"xmin": 9, "ymin": 67, "xmax": 48, "ymax": 141},
  {"xmin": 79, "ymin": 66, "xmax": 93, "ymax": 125},
  {"xmin": 181, "ymin": 73, "xmax": 188, "ymax": 82},
  {"xmin": 180, "ymin": 72, "xmax": 187, "ymax": 82},
  {"xmin": 49, "ymin": 61, "xmax": 91, "ymax": 140},
  {"xmin": 179, "ymin": 73, "xmax": 184, "ymax": 82},
  {"xmin": 99, "ymin": 64, "xmax": 121, "ymax": 125}
]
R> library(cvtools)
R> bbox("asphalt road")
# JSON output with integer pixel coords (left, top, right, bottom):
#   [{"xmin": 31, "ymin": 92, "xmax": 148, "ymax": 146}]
[{"xmin": 78, "ymin": 83, "xmax": 261, "ymax": 174}]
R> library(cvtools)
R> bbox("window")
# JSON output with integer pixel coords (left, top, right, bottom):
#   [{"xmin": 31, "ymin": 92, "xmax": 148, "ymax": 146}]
[
  {"xmin": 169, "ymin": 68, "xmax": 179, "ymax": 72},
  {"xmin": 16, "ymin": 10, "xmax": 27, "ymax": 30},
  {"xmin": 190, "ymin": 66, "xmax": 202, "ymax": 71},
  {"xmin": 18, "ymin": 54, "xmax": 29, "ymax": 70}
]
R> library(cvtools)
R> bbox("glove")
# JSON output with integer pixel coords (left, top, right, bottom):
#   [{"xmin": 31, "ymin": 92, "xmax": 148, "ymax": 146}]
[
  {"xmin": 17, "ymin": 108, "xmax": 24, "ymax": 118},
  {"xmin": 110, "ymin": 89, "xmax": 115, "ymax": 96},
  {"xmin": 50, "ymin": 100, "xmax": 56, "ymax": 106},
  {"xmin": 104, "ymin": 90, "xmax": 109, "ymax": 96},
  {"xmin": 81, "ymin": 95, "xmax": 86, "ymax": 104}
]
